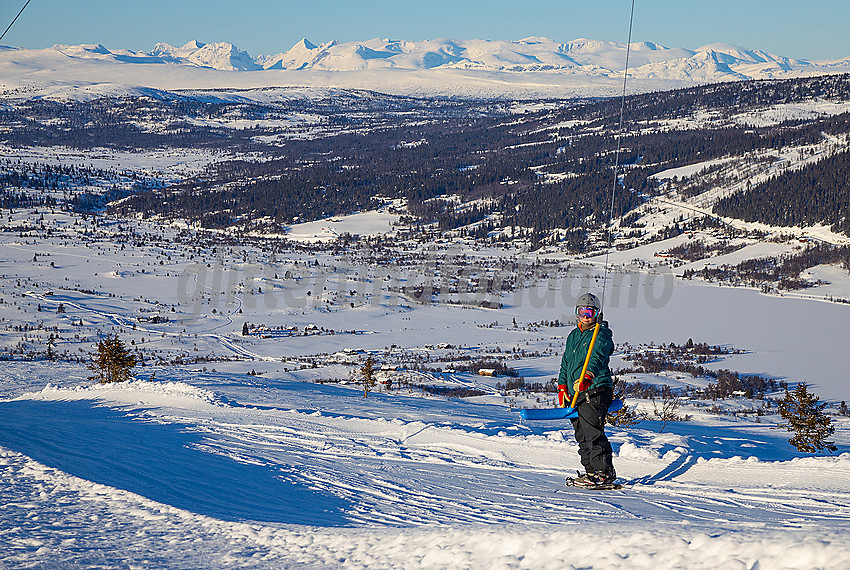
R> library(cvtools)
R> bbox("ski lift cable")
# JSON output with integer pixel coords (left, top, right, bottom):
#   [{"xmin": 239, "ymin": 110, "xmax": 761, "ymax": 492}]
[
  {"xmin": 0, "ymin": 0, "xmax": 32, "ymax": 43},
  {"xmin": 600, "ymin": 0, "xmax": 636, "ymax": 316}
]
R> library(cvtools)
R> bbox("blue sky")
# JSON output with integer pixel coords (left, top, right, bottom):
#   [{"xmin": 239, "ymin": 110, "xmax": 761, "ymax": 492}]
[{"xmin": 2, "ymin": 0, "xmax": 848, "ymax": 60}]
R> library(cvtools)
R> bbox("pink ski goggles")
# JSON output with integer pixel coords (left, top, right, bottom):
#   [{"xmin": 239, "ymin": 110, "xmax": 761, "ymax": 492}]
[{"xmin": 576, "ymin": 306, "xmax": 598, "ymax": 319}]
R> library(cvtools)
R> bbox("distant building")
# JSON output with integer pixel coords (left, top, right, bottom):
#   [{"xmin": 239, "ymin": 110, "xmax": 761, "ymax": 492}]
[{"xmin": 138, "ymin": 314, "xmax": 168, "ymax": 323}]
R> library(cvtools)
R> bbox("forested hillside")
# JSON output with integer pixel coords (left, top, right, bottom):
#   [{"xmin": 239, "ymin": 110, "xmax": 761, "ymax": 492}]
[
  {"xmin": 119, "ymin": 75, "xmax": 850, "ymax": 248},
  {"xmin": 715, "ymin": 149, "xmax": 850, "ymax": 235},
  {"xmin": 4, "ymin": 74, "xmax": 850, "ymax": 249}
]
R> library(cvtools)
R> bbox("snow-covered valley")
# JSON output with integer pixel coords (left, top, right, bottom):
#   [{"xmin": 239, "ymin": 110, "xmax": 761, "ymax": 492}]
[
  {"xmin": 2, "ymin": 197, "xmax": 850, "ymax": 567},
  {"xmin": 2, "ymin": 63, "xmax": 850, "ymax": 567}
]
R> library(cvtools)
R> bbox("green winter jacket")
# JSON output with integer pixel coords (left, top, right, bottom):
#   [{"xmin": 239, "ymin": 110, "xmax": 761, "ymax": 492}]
[{"xmin": 558, "ymin": 321, "xmax": 614, "ymax": 396}]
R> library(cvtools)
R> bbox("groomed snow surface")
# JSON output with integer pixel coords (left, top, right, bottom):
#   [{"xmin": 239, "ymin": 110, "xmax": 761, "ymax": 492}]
[{"xmin": 2, "ymin": 364, "xmax": 849, "ymax": 569}]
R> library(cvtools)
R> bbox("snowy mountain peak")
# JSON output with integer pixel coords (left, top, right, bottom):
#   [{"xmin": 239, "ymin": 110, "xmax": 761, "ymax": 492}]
[
  {"xmin": 151, "ymin": 40, "xmax": 259, "ymax": 71},
  {"xmin": 51, "ymin": 43, "xmax": 112, "ymax": 56},
  {"xmin": 181, "ymin": 40, "xmax": 207, "ymax": 51},
  {"xmin": 561, "ymin": 38, "xmax": 616, "ymax": 52},
  {"xmin": 697, "ymin": 43, "xmax": 797, "ymax": 64},
  {"xmin": 634, "ymin": 41, "xmax": 666, "ymax": 51},
  {"xmin": 261, "ymin": 37, "xmax": 324, "ymax": 70},
  {"xmin": 187, "ymin": 41, "xmax": 260, "ymax": 71},
  {"xmin": 152, "ymin": 41, "xmax": 202, "ymax": 59},
  {"xmin": 516, "ymin": 36, "xmax": 551, "ymax": 45},
  {"xmin": 294, "ymin": 38, "xmax": 318, "ymax": 51}
]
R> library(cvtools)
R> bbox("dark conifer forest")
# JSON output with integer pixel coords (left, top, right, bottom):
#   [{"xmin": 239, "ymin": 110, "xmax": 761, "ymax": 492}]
[{"xmin": 715, "ymin": 149, "xmax": 850, "ymax": 235}]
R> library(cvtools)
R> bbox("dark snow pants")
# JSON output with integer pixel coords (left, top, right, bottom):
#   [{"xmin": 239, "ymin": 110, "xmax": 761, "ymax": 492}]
[{"xmin": 570, "ymin": 386, "xmax": 615, "ymax": 475}]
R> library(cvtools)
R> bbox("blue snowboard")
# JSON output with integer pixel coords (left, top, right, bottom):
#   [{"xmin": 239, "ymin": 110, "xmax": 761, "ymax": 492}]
[{"xmin": 519, "ymin": 398, "xmax": 624, "ymax": 421}]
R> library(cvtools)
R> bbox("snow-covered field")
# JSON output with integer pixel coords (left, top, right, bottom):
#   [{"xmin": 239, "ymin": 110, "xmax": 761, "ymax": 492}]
[
  {"xmin": 2, "ymin": 364, "xmax": 850, "ymax": 569},
  {"xmin": 2, "ymin": 199, "xmax": 850, "ymax": 568}
]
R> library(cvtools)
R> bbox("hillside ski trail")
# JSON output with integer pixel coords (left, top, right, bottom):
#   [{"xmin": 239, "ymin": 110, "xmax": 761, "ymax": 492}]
[
  {"xmin": 4, "ymin": 379, "xmax": 850, "ymax": 532},
  {"xmin": 5, "ymin": 442, "xmax": 849, "ymax": 570}
]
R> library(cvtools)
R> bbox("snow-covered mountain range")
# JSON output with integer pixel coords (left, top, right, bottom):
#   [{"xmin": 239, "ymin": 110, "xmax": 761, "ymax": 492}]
[
  {"xmin": 3, "ymin": 37, "xmax": 850, "ymax": 99},
  {"xmin": 36, "ymin": 37, "xmax": 849, "ymax": 75}
]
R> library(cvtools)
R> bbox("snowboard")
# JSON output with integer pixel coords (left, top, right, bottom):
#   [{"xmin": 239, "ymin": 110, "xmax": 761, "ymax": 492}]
[
  {"xmin": 564, "ymin": 477, "xmax": 624, "ymax": 491},
  {"xmin": 570, "ymin": 483, "xmax": 624, "ymax": 491},
  {"xmin": 519, "ymin": 398, "xmax": 624, "ymax": 421}
]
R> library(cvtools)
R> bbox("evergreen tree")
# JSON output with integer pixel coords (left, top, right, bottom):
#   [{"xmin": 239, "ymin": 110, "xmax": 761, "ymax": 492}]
[
  {"xmin": 774, "ymin": 383, "xmax": 837, "ymax": 453},
  {"xmin": 606, "ymin": 401, "xmax": 641, "ymax": 428},
  {"xmin": 361, "ymin": 355, "xmax": 377, "ymax": 398},
  {"xmin": 88, "ymin": 334, "xmax": 138, "ymax": 384}
]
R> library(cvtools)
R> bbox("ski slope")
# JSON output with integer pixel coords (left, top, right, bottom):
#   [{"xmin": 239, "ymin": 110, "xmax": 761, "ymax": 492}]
[{"xmin": 2, "ymin": 364, "xmax": 849, "ymax": 569}]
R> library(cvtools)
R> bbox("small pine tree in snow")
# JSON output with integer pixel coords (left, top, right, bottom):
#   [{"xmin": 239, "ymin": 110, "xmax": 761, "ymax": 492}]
[
  {"xmin": 607, "ymin": 400, "xmax": 641, "ymax": 427},
  {"xmin": 88, "ymin": 334, "xmax": 137, "ymax": 384},
  {"xmin": 774, "ymin": 383, "xmax": 837, "ymax": 453},
  {"xmin": 361, "ymin": 355, "xmax": 376, "ymax": 398}
]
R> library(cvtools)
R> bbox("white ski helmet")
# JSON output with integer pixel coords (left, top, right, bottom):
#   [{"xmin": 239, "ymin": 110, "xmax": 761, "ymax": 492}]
[{"xmin": 575, "ymin": 292, "xmax": 601, "ymax": 310}]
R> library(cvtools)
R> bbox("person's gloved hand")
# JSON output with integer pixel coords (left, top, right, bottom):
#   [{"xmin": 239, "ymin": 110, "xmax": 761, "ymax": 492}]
[
  {"xmin": 558, "ymin": 383, "xmax": 568, "ymax": 407},
  {"xmin": 573, "ymin": 371, "xmax": 594, "ymax": 393}
]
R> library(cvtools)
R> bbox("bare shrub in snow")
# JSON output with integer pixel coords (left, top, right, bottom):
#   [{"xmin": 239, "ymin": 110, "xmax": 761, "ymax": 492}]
[{"xmin": 645, "ymin": 390, "xmax": 685, "ymax": 433}]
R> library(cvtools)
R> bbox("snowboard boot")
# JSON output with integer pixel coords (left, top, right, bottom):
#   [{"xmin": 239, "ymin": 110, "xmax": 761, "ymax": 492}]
[
  {"xmin": 566, "ymin": 470, "xmax": 598, "ymax": 487},
  {"xmin": 585, "ymin": 470, "xmax": 618, "ymax": 488}
]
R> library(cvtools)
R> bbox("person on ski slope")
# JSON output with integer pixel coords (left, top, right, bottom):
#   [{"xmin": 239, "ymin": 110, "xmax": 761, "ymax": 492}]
[{"xmin": 557, "ymin": 292, "xmax": 616, "ymax": 486}]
